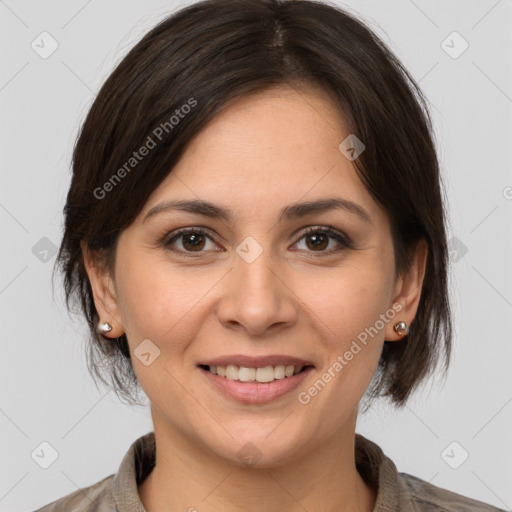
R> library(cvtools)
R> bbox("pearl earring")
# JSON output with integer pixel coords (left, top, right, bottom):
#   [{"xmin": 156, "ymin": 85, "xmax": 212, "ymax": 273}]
[
  {"xmin": 393, "ymin": 321, "xmax": 408, "ymax": 336},
  {"xmin": 99, "ymin": 322, "xmax": 113, "ymax": 334}
]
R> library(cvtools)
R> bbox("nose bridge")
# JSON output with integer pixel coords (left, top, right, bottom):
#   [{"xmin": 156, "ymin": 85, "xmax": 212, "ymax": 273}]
[
  {"xmin": 237, "ymin": 243, "xmax": 278, "ymax": 294},
  {"xmin": 235, "ymin": 238, "xmax": 281, "ymax": 306}
]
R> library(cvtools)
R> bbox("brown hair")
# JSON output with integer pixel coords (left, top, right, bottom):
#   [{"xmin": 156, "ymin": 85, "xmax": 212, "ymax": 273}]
[{"xmin": 53, "ymin": 0, "xmax": 452, "ymax": 408}]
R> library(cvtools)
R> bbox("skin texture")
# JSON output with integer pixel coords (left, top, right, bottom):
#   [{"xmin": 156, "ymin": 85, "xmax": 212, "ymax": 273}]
[{"xmin": 82, "ymin": 84, "xmax": 427, "ymax": 512}]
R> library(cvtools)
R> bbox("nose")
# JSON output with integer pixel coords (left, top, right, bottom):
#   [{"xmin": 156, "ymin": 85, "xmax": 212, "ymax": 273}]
[{"xmin": 216, "ymin": 246, "xmax": 298, "ymax": 336}]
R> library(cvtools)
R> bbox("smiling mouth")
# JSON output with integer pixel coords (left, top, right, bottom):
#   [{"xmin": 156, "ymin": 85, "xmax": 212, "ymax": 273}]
[{"xmin": 198, "ymin": 364, "xmax": 314, "ymax": 383}]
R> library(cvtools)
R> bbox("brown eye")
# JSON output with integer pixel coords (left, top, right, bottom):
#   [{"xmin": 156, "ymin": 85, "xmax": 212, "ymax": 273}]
[
  {"xmin": 181, "ymin": 232, "xmax": 206, "ymax": 251},
  {"xmin": 294, "ymin": 227, "xmax": 350, "ymax": 255},
  {"xmin": 304, "ymin": 232, "xmax": 329, "ymax": 251},
  {"xmin": 163, "ymin": 226, "xmax": 351, "ymax": 257},
  {"xmin": 165, "ymin": 228, "xmax": 217, "ymax": 254}
]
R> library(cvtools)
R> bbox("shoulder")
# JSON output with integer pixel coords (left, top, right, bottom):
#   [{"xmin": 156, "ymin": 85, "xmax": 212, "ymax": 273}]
[
  {"xmin": 33, "ymin": 473, "xmax": 115, "ymax": 512},
  {"xmin": 399, "ymin": 472, "xmax": 507, "ymax": 512},
  {"xmin": 354, "ymin": 433, "xmax": 505, "ymax": 512},
  {"xmin": 32, "ymin": 431, "xmax": 155, "ymax": 512}
]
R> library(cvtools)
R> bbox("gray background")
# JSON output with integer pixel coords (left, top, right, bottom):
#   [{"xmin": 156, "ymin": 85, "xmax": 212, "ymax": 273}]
[{"xmin": 1, "ymin": 0, "xmax": 511, "ymax": 510}]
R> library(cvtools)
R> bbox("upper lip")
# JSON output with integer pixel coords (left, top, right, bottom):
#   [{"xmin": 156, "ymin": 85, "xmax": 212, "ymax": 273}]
[{"xmin": 197, "ymin": 354, "xmax": 314, "ymax": 368}]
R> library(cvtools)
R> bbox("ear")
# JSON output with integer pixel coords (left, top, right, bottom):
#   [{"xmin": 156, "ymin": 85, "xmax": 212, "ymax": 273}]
[
  {"xmin": 385, "ymin": 238, "xmax": 428, "ymax": 341},
  {"xmin": 80, "ymin": 240, "xmax": 125, "ymax": 338}
]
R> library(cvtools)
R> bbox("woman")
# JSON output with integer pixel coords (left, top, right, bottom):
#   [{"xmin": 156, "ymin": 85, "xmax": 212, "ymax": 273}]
[{"xmin": 36, "ymin": 0, "xmax": 505, "ymax": 510}]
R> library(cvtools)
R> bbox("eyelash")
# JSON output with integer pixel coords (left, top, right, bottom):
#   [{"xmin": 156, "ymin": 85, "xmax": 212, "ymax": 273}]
[{"xmin": 163, "ymin": 226, "xmax": 352, "ymax": 258}]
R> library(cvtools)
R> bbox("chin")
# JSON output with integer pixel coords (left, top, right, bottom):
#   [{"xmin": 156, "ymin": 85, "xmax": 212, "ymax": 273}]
[{"xmin": 205, "ymin": 430, "xmax": 307, "ymax": 469}]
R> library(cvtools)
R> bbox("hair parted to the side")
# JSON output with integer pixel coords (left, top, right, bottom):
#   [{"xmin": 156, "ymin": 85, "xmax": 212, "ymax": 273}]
[{"xmin": 53, "ymin": 0, "xmax": 452, "ymax": 408}]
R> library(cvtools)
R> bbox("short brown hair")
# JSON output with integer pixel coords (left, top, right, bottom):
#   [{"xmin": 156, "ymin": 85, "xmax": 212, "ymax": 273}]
[{"xmin": 54, "ymin": 0, "xmax": 452, "ymax": 408}]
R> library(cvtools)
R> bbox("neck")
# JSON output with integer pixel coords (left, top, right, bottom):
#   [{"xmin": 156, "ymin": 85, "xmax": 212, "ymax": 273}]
[{"xmin": 139, "ymin": 411, "xmax": 376, "ymax": 512}]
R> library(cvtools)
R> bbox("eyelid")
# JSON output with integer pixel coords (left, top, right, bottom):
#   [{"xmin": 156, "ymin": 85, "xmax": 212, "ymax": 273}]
[
  {"xmin": 296, "ymin": 225, "xmax": 352, "ymax": 246},
  {"xmin": 163, "ymin": 227, "xmax": 218, "ymax": 255},
  {"xmin": 163, "ymin": 225, "xmax": 352, "ymax": 255}
]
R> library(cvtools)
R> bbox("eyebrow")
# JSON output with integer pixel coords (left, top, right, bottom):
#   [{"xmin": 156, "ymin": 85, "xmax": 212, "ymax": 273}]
[{"xmin": 143, "ymin": 197, "xmax": 372, "ymax": 225}]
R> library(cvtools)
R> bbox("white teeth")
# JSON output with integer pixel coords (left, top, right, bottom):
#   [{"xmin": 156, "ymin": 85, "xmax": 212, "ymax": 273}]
[
  {"xmin": 226, "ymin": 364, "xmax": 239, "ymax": 380},
  {"xmin": 206, "ymin": 364, "xmax": 306, "ymax": 382},
  {"xmin": 238, "ymin": 367, "xmax": 256, "ymax": 382},
  {"xmin": 274, "ymin": 365, "xmax": 285, "ymax": 379},
  {"xmin": 256, "ymin": 366, "xmax": 274, "ymax": 383}
]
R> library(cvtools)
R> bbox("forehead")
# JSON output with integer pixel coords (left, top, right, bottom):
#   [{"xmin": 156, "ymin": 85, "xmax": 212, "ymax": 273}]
[{"xmin": 139, "ymin": 84, "xmax": 384, "ymax": 225}]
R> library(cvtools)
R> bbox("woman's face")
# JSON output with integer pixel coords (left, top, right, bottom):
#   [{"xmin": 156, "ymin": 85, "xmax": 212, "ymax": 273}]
[{"xmin": 87, "ymin": 84, "xmax": 425, "ymax": 467}]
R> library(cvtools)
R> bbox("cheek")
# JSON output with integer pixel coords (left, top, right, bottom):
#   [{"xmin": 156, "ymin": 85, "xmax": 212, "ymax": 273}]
[
  {"xmin": 296, "ymin": 258, "xmax": 393, "ymax": 394},
  {"xmin": 293, "ymin": 267, "xmax": 391, "ymax": 419},
  {"xmin": 300, "ymin": 260, "xmax": 392, "ymax": 344},
  {"xmin": 114, "ymin": 254, "xmax": 221, "ymax": 406},
  {"xmin": 115, "ymin": 252, "xmax": 223, "ymax": 358}
]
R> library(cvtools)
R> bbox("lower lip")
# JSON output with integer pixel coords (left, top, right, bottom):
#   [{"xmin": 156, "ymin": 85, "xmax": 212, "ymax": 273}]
[{"xmin": 198, "ymin": 366, "xmax": 314, "ymax": 403}]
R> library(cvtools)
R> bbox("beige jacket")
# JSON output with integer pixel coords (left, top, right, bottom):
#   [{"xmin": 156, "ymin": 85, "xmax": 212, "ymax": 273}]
[{"xmin": 34, "ymin": 432, "xmax": 506, "ymax": 511}]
